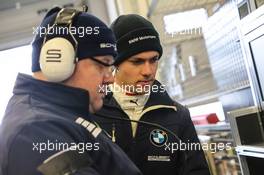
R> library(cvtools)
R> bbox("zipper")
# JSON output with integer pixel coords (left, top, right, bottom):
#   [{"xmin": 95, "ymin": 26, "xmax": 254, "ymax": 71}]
[{"xmin": 111, "ymin": 123, "xmax": 116, "ymax": 143}]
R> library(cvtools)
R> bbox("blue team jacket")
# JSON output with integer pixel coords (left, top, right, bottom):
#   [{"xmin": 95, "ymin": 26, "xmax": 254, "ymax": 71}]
[{"xmin": 0, "ymin": 73, "xmax": 142, "ymax": 175}]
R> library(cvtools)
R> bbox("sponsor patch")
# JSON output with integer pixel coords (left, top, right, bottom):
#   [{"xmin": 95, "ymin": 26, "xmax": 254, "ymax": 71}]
[{"xmin": 150, "ymin": 129, "xmax": 168, "ymax": 147}]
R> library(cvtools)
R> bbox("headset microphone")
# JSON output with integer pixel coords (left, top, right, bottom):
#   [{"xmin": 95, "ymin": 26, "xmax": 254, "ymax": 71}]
[{"xmin": 98, "ymin": 114, "xmax": 181, "ymax": 142}]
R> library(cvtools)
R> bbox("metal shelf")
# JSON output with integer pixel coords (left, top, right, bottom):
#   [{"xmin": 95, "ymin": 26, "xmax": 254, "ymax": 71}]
[
  {"xmin": 236, "ymin": 143, "xmax": 264, "ymax": 158},
  {"xmin": 195, "ymin": 123, "xmax": 230, "ymax": 131}
]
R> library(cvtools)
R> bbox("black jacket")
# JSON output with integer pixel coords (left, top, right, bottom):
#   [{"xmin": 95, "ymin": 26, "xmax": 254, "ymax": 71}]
[
  {"xmin": 94, "ymin": 81, "xmax": 210, "ymax": 175},
  {"xmin": 0, "ymin": 74, "xmax": 142, "ymax": 175}
]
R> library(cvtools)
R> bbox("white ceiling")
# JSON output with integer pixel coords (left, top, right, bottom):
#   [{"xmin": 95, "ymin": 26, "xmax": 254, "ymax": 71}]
[
  {"xmin": 153, "ymin": 0, "xmax": 219, "ymax": 15},
  {"xmin": 0, "ymin": 0, "xmax": 112, "ymax": 51},
  {"xmin": 0, "ymin": 0, "xmax": 49, "ymax": 11}
]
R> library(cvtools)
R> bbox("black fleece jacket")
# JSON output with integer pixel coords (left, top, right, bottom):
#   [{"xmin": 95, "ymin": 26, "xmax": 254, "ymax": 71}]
[{"xmin": 94, "ymin": 81, "xmax": 211, "ymax": 175}]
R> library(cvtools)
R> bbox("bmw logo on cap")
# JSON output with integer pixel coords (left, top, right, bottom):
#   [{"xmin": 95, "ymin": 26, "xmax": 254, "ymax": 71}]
[{"xmin": 150, "ymin": 129, "xmax": 168, "ymax": 147}]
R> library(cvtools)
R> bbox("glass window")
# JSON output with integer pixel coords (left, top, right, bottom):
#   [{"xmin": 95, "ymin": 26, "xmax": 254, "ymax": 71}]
[
  {"xmin": 163, "ymin": 8, "xmax": 208, "ymax": 35},
  {"xmin": 0, "ymin": 45, "xmax": 32, "ymax": 123},
  {"xmin": 255, "ymin": 0, "xmax": 264, "ymax": 8}
]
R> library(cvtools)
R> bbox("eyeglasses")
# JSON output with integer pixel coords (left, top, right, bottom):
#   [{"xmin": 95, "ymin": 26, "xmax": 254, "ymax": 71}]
[{"xmin": 90, "ymin": 57, "xmax": 116, "ymax": 73}]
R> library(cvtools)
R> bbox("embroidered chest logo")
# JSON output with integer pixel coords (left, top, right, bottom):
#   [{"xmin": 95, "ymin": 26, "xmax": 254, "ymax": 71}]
[{"xmin": 149, "ymin": 129, "xmax": 168, "ymax": 147}]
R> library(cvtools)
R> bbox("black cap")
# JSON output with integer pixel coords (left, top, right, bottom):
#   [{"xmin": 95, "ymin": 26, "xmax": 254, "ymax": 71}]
[{"xmin": 110, "ymin": 14, "xmax": 163, "ymax": 66}]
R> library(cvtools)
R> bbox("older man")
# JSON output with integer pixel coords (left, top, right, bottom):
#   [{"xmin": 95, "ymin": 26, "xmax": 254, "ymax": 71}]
[{"xmin": 0, "ymin": 8, "xmax": 142, "ymax": 175}]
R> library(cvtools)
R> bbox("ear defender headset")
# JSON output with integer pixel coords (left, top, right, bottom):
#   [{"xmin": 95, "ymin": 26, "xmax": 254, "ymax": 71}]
[{"xmin": 39, "ymin": 8, "xmax": 82, "ymax": 82}]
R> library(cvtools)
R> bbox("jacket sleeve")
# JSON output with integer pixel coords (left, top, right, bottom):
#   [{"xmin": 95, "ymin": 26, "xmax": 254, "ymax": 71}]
[
  {"xmin": 179, "ymin": 106, "xmax": 211, "ymax": 175},
  {"xmin": 37, "ymin": 148, "xmax": 101, "ymax": 175},
  {"xmin": 6, "ymin": 121, "xmax": 101, "ymax": 175},
  {"xmin": 74, "ymin": 167, "xmax": 101, "ymax": 175}
]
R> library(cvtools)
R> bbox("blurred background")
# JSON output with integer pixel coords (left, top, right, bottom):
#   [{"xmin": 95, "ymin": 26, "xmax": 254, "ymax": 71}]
[{"xmin": 1, "ymin": 0, "xmax": 264, "ymax": 174}]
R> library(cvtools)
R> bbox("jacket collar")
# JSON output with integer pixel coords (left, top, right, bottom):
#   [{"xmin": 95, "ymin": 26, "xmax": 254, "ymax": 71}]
[
  {"xmin": 144, "ymin": 80, "xmax": 175, "ymax": 109},
  {"xmin": 13, "ymin": 73, "xmax": 90, "ymax": 116},
  {"xmin": 104, "ymin": 80, "xmax": 176, "ymax": 110},
  {"xmin": 110, "ymin": 83, "xmax": 149, "ymax": 110}
]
